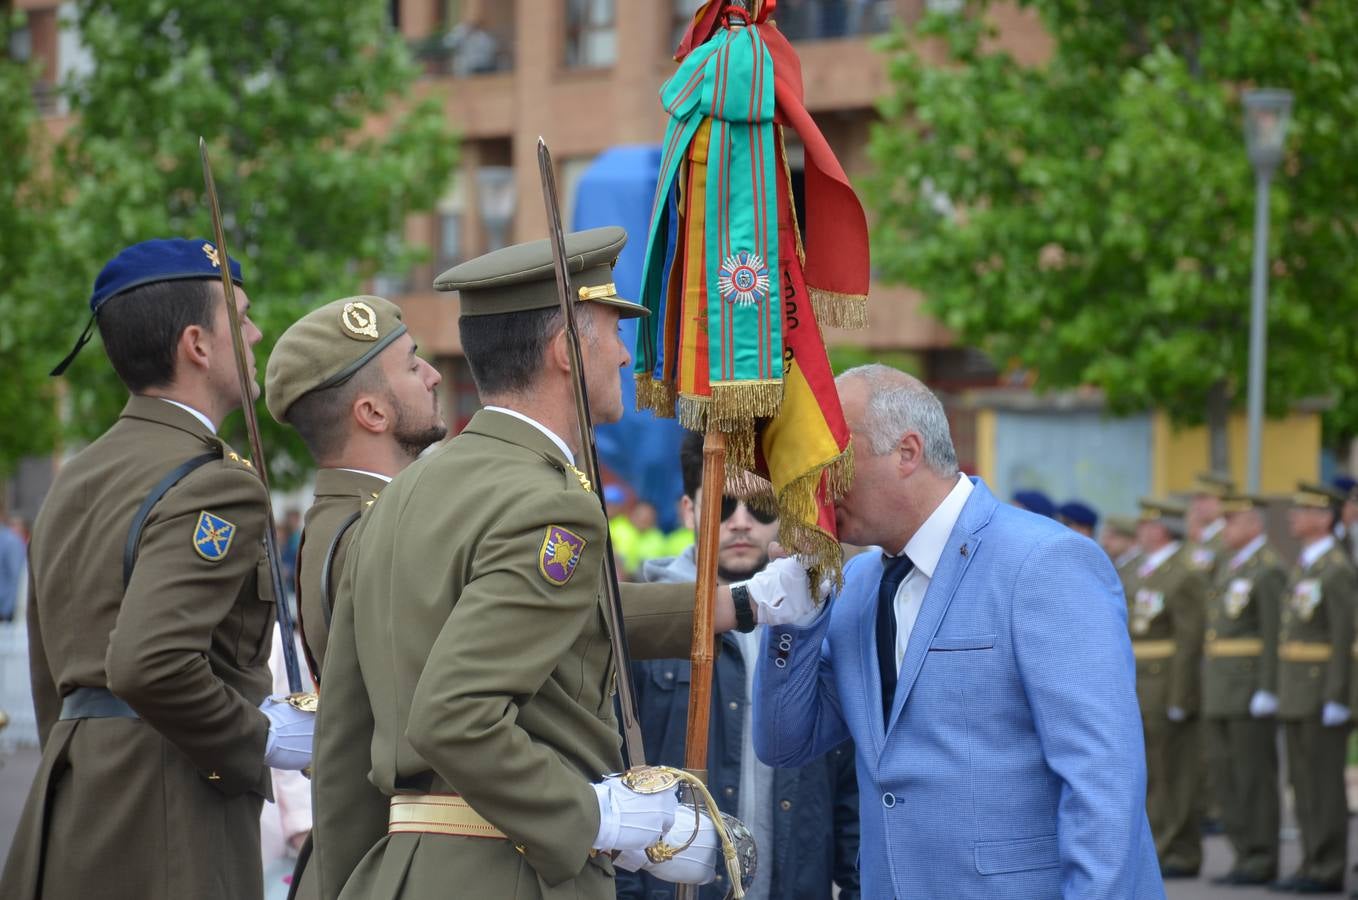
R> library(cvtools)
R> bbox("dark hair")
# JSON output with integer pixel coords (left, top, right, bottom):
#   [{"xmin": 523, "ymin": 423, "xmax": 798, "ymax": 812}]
[
  {"xmin": 285, "ymin": 362, "xmax": 386, "ymax": 463},
  {"xmin": 680, "ymin": 430, "xmax": 704, "ymax": 499},
  {"xmin": 95, "ymin": 279, "xmax": 217, "ymax": 392},
  {"xmin": 458, "ymin": 306, "xmax": 564, "ymax": 398}
]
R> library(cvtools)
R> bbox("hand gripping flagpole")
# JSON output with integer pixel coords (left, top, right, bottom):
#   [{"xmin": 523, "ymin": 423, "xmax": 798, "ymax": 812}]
[
  {"xmin": 199, "ymin": 137, "xmax": 308, "ymax": 698},
  {"xmin": 536, "ymin": 137, "xmax": 647, "ymax": 768}
]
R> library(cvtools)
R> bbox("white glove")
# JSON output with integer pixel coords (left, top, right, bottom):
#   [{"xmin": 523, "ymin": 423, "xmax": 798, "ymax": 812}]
[
  {"xmin": 1166, "ymin": 706, "xmax": 1187, "ymax": 723},
  {"xmin": 592, "ymin": 775, "xmax": 678, "ymax": 853},
  {"xmin": 1249, "ymin": 690, "xmax": 1278, "ymax": 718},
  {"xmin": 260, "ymin": 695, "xmax": 315, "ymax": 771},
  {"xmin": 627, "ymin": 805, "xmax": 720, "ymax": 885},
  {"xmin": 741, "ymin": 557, "xmax": 827, "ymax": 627},
  {"xmin": 1322, "ymin": 701, "xmax": 1351, "ymax": 727}
]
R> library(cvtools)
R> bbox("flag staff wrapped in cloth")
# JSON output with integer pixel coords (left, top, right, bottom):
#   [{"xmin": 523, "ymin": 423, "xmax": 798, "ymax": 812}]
[{"xmin": 630, "ymin": 1, "xmax": 871, "ymax": 863}]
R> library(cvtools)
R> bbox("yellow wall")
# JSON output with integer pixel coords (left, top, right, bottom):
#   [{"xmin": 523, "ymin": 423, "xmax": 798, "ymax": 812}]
[
  {"xmin": 1151, "ymin": 411, "xmax": 1320, "ymax": 497},
  {"xmin": 975, "ymin": 408, "xmax": 997, "ymax": 483}
]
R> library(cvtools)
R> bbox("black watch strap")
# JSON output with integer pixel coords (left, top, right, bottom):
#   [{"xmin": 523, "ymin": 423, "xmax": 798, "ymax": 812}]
[{"xmin": 731, "ymin": 583, "xmax": 757, "ymax": 633}]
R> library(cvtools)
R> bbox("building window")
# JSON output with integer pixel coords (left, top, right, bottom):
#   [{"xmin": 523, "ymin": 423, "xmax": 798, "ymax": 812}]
[
  {"xmin": 564, "ymin": 0, "xmax": 616, "ymax": 69},
  {"xmin": 436, "ymin": 180, "xmax": 466, "ymax": 271},
  {"xmin": 775, "ymin": 0, "xmax": 895, "ymax": 41},
  {"xmin": 670, "ymin": 0, "xmax": 705, "ymax": 52}
]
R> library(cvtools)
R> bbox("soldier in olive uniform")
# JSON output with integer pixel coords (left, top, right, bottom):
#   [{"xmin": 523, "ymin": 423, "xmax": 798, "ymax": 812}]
[
  {"xmin": 1127, "ymin": 497, "xmax": 1207, "ymax": 878},
  {"xmin": 265, "ymin": 295, "xmax": 447, "ymax": 900},
  {"xmin": 1101, "ymin": 514, "xmax": 1142, "ymax": 586},
  {"xmin": 313, "ymin": 228, "xmax": 791, "ymax": 900},
  {"xmin": 265, "ymin": 295, "xmax": 446, "ymax": 677},
  {"xmin": 1189, "ymin": 471, "xmax": 1234, "ymax": 578},
  {"xmin": 1, "ymin": 240, "xmax": 313, "ymax": 900},
  {"xmin": 1273, "ymin": 483, "xmax": 1356, "ymax": 894},
  {"xmin": 1201, "ymin": 495, "xmax": 1285, "ymax": 886}
]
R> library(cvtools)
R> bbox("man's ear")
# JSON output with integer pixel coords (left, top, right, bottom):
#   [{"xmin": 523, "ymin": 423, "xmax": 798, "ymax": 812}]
[
  {"xmin": 178, "ymin": 323, "xmax": 211, "ymax": 373},
  {"xmin": 548, "ymin": 325, "xmax": 572, "ymax": 375},
  {"xmin": 896, "ymin": 431, "xmax": 925, "ymax": 478},
  {"xmin": 679, "ymin": 494, "xmax": 697, "ymax": 531},
  {"xmin": 351, "ymin": 392, "xmax": 390, "ymax": 435}
]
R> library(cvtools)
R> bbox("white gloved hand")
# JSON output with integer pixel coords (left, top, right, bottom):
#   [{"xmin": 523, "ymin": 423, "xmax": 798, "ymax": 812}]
[
  {"xmin": 740, "ymin": 557, "xmax": 827, "ymax": 627},
  {"xmin": 592, "ymin": 775, "xmax": 678, "ymax": 853},
  {"xmin": 1249, "ymin": 690, "xmax": 1278, "ymax": 718},
  {"xmin": 1166, "ymin": 706, "xmax": 1187, "ymax": 723},
  {"xmin": 638, "ymin": 805, "xmax": 720, "ymax": 886},
  {"xmin": 1322, "ymin": 701, "xmax": 1351, "ymax": 727},
  {"xmin": 260, "ymin": 695, "xmax": 315, "ymax": 771}
]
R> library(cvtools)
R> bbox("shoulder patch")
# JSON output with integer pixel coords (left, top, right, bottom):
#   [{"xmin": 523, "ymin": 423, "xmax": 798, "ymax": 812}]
[
  {"xmin": 539, "ymin": 525, "xmax": 587, "ymax": 586},
  {"xmin": 194, "ymin": 511, "xmax": 237, "ymax": 561}
]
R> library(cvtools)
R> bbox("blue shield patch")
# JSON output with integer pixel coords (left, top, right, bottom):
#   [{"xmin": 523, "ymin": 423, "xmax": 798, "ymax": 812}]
[{"xmin": 193, "ymin": 511, "xmax": 236, "ymax": 562}]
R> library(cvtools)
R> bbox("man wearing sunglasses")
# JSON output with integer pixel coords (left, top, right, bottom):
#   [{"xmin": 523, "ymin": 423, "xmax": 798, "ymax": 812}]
[{"xmin": 616, "ymin": 431, "xmax": 861, "ymax": 900}]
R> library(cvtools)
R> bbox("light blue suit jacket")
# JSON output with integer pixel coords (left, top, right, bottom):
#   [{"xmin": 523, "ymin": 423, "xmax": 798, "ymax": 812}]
[{"xmin": 753, "ymin": 478, "xmax": 1163, "ymax": 899}]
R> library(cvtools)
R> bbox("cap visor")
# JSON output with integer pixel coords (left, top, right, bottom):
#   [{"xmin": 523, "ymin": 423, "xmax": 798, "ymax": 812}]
[{"xmin": 587, "ymin": 295, "xmax": 650, "ymax": 319}]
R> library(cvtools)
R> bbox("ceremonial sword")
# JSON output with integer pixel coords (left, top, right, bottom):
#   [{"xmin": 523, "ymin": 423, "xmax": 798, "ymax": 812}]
[
  {"xmin": 536, "ymin": 137, "xmax": 646, "ymax": 768},
  {"xmin": 199, "ymin": 137, "xmax": 307, "ymax": 696}
]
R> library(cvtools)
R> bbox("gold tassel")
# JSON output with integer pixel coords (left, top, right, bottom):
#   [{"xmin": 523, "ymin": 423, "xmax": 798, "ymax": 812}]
[
  {"xmin": 809, "ymin": 288, "xmax": 868, "ymax": 330},
  {"xmin": 708, "ymin": 381, "xmax": 783, "ymax": 429},
  {"xmin": 676, "ymin": 393, "xmax": 710, "ymax": 432},
  {"xmin": 635, "ymin": 374, "xmax": 678, "ymax": 417}
]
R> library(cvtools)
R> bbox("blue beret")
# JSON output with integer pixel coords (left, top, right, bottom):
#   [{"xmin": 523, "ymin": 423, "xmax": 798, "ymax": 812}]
[
  {"xmin": 1333, "ymin": 475, "xmax": 1357, "ymax": 497},
  {"xmin": 1057, "ymin": 501, "xmax": 1099, "ymax": 529},
  {"xmin": 1013, "ymin": 489, "xmax": 1055, "ymax": 518},
  {"xmin": 90, "ymin": 238, "xmax": 243, "ymax": 312}
]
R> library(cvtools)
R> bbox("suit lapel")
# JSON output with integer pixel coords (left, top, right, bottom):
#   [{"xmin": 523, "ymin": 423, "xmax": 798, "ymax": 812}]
[
  {"xmin": 885, "ymin": 480, "xmax": 996, "ymax": 735},
  {"xmin": 856, "ymin": 554, "xmax": 889, "ymax": 757}
]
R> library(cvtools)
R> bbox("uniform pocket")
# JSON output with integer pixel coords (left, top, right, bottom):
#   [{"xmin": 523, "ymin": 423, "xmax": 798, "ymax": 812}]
[
  {"xmin": 930, "ymin": 634, "xmax": 996, "ymax": 652},
  {"xmin": 975, "ymin": 834, "xmax": 1060, "ymax": 874},
  {"xmin": 648, "ymin": 662, "xmax": 692, "ymax": 690},
  {"xmin": 236, "ymin": 555, "xmax": 277, "ymax": 666}
]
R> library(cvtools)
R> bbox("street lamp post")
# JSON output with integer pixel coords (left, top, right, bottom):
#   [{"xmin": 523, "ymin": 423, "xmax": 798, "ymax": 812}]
[{"xmin": 1242, "ymin": 88, "xmax": 1293, "ymax": 494}]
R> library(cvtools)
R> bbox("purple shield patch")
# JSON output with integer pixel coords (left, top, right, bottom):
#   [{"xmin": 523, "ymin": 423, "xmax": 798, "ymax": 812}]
[{"xmin": 538, "ymin": 525, "xmax": 587, "ymax": 586}]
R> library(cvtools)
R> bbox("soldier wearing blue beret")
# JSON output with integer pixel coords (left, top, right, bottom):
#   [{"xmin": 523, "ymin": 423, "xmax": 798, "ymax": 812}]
[
  {"xmin": 1012, "ymin": 489, "xmax": 1055, "ymax": 518},
  {"xmin": 1057, "ymin": 500, "xmax": 1099, "ymax": 538},
  {"xmin": 2, "ymin": 239, "xmax": 312, "ymax": 900}
]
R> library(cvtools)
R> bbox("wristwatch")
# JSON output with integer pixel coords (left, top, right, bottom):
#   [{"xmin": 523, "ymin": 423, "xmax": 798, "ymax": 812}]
[{"xmin": 731, "ymin": 583, "xmax": 757, "ymax": 633}]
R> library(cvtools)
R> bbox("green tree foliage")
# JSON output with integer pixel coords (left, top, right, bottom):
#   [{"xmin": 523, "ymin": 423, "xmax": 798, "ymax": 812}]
[
  {"xmin": 0, "ymin": 4, "xmax": 65, "ymax": 476},
  {"xmin": 868, "ymin": 0, "xmax": 1358, "ymax": 455},
  {"xmin": 33, "ymin": 0, "xmax": 457, "ymax": 480}
]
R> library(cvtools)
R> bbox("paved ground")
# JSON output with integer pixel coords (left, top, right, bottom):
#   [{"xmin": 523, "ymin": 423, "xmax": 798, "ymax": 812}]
[{"xmin": 0, "ymin": 745, "xmax": 1354, "ymax": 895}]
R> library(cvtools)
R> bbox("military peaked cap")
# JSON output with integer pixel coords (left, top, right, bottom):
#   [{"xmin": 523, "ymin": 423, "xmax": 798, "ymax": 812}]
[{"xmin": 434, "ymin": 226, "xmax": 648, "ymax": 319}]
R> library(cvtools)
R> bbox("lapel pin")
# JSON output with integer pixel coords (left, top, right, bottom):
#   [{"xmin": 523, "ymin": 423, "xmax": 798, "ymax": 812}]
[{"xmin": 960, "ymin": 544, "xmax": 968, "ymax": 557}]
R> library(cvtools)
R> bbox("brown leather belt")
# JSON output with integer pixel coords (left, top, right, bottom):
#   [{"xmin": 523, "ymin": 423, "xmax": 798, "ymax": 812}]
[
  {"xmin": 389, "ymin": 794, "xmax": 507, "ymax": 840},
  {"xmin": 1205, "ymin": 637, "xmax": 1263, "ymax": 658},
  {"xmin": 1132, "ymin": 640, "xmax": 1176, "ymax": 660}
]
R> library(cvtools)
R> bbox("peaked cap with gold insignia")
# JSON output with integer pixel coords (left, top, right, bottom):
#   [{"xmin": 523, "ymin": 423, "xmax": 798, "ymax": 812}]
[
  {"xmin": 265, "ymin": 295, "xmax": 408, "ymax": 422},
  {"xmin": 434, "ymin": 225, "xmax": 648, "ymax": 320}
]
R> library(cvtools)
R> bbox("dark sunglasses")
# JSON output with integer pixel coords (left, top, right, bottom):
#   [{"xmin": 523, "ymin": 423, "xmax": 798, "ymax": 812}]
[{"xmin": 720, "ymin": 496, "xmax": 778, "ymax": 525}]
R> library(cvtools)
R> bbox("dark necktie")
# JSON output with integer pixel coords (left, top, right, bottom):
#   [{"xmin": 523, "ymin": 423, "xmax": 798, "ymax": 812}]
[{"xmin": 876, "ymin": 553, "xmax": 915, "ymax": 724}]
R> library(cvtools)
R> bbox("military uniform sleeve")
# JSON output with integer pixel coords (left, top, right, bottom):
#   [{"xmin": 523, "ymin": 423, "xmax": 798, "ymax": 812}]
[
  {"xmin": 1256, "ymin": 564, "xmax": 1286, "ymax": 695},
  {"xmin": 104, "ymin": 462, "xmax": 270, "ymax": 796},
  {"xmin": 1169, "ymin": 568, "xmax": 1207, "ymax": 713},
  {"xmin": 313, "ymin": 551, "xmax": 390, "ymax": 900},
  {"xmin": 619, "ymin": 581, "xmax": 694, "ymax": 660},
  {"xmin": 1322, "ymin": 564, "xmax": 1356, "ymax": 707},
  {"xmin": 405, "ymin": 486, "xmax": 606, "ymax": 886},
  {"xmin": 25, "ymin": 566, "xmax": 60, "ymax": 746}
]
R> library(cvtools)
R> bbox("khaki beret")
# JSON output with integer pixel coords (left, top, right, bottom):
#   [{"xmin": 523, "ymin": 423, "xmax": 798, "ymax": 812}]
[
  {"xmin": 1293, "ymin": 482, "xmax": 1344, "ymax": 510},
  {"xmin": 434, "ymin": 225, "xmax": 648, "ymax": 319},
  {"xmin": 265, "ymin": 295, "xmax": 407, "ymax": 422}
]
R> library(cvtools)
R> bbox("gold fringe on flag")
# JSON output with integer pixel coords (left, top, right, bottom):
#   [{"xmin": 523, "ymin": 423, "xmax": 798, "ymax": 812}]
[
  {"xmin": 635, "ymin": 373, "xmax": 678, "ymax": 418},
  {"xmin": 809, "ymin": 288, "xmax": 868, "ymax": 330}
]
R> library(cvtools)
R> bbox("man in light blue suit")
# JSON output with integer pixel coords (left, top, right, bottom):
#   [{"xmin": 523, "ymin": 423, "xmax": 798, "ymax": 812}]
[{"xmin": 751, "ymin": 365, "xmax": 1163, "ymax": 898}]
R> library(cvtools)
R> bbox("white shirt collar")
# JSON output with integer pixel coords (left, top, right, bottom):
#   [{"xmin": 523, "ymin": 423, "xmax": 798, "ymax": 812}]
[
  {"xmin": 1115, "ymin": 547, "xmax": 1141, "ymax": 568},
  {"xmin": 1300, "ymin": 534, "xmax": 1335, "ymax": 569},
  {"xmin": 1140, "ymin": 541, "xmax": 1181, "ymax": 577},
  {"xmin": 1201, "ymin": 518, "xmax": 1225, "ymax": 542},
  {"xmin": 1229, "ymin": 534, "xmax": 1266, "ymax": 571},
  {"xmin": 894, "ymin": 473, "xmax": 973, "ymax": 579},
  {"xmin": 160, "ymin": 398, "xmax": 216, "ymax": 435},
  {"xmin": 337, "ymin": 467, "xmax": 392, "ymax": 484},
  {"xmin": 483, "ymin": 406, "xmax": 575, "ymax": 464}
]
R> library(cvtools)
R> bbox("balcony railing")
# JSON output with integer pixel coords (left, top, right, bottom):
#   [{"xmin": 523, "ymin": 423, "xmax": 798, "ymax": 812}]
[
  {"xmin": 775, "ymin": 0, "xmax": 895, "ymax": 41},
  {"xmin": 411, "ymin": 26, "xmax": 514, "ymax": 78}
]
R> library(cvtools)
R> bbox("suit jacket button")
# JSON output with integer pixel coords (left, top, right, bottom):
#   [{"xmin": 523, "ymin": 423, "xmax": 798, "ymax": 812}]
[
  {"xmin": 779, "ymin": 799, "xmax": 792, "ymax": 811},
  {"xmin": 882, "ymin": 792, "xmax": 896, "ymax": 808}
]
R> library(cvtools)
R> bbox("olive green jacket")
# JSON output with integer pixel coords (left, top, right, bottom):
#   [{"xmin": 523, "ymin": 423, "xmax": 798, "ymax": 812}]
[
  {"xmin": 1188, "ymin": 522, "xmax": 1226, "ymax": 582},
  {"xmin": 314, "ymin": 409, "xmax": 696, "ymax": 900},
  {"xmin": 1202, "ymin": 541, "xmax": 1285, "ymax": 717},
  {"xmin": 297, "ymin": 468, "xmax": 385, "ymax": 677},
  {"xmin": 1278, "ymin": 539, "xmax": 1356, "ymax": 720},
  {"xmin": 1127, "ymin": 544, "xmax": 1207, "ymax": 715},
  {"xmin": 0, "ymin": 396, "xmax": 274, "ymax": 900}
]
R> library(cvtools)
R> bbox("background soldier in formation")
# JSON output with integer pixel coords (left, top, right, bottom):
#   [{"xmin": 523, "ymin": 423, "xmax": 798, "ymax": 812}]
[
  {"xmin": 0, "ymin": 239, "xmax": 312, "ymax": 900},
  {"xmin": 1189, "ymin": 472, "xmax": 1234, "ymax": 578},
  {"xmin": 264, "ymin": 294, "xmax": 447, "ymax": 900},
  {"xmin": 1201, "ymin": 494, "xmax": 1285, "ymax": 886},
  {"xmin": 1127, "ymin": 497, "xmax": 1207, "ymax": 879},
  {"xmin": 1274, "ymin": 483, "xmax": 1356, "ymax": 894}
]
